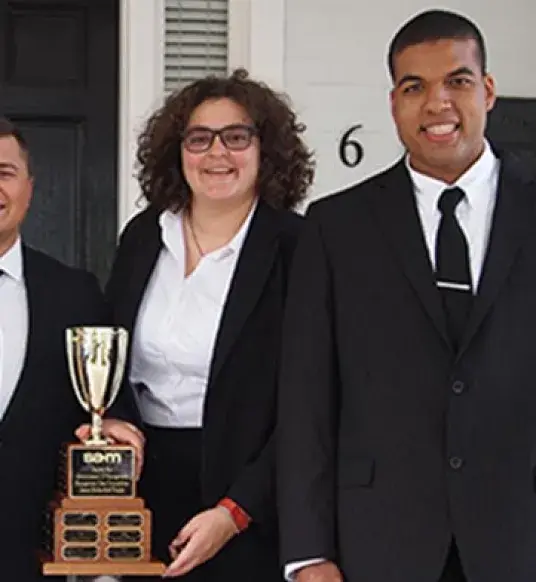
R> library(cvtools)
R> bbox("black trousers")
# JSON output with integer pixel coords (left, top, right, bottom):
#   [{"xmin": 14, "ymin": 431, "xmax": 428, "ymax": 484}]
[
  {"xmin": 439, "ymin": 540, "xmax": 467, "ymax": 582},
  {"xmin": 125, "ymin": 425, "xmax": 207, "ymax": 582}
]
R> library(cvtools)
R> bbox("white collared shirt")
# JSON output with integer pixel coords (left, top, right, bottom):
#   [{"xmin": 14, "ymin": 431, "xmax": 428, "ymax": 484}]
[
  {"xmin": 0, "ymin": 238, "xmax": 28, "ymax": 419},
  {"xmin": 407, "ymin": 140, "xmax": 500, "ymax": 291},
  {"xmin": 129, "ymin": 206, "xmax": 255, "ymax": 427}
]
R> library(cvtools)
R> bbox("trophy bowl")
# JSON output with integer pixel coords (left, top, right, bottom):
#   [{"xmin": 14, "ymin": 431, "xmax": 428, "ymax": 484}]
[{"xmin": 66, "ymin": 326, "xmax": 128, "ymax": 446}]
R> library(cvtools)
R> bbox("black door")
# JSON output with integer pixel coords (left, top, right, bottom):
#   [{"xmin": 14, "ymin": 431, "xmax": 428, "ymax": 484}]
[
  {"xmin": 487, "ymin": 97, "xmax": 536, "ymax": 162},
  {"xmin": 0, "ymin": 0, "xmax": 118, "ymax": 282}
]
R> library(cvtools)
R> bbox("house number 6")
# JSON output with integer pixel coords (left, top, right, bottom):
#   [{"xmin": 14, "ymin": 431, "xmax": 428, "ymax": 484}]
[{"xmin": 339, "ymin": 124, "xmax": 364, "ymax": 168}]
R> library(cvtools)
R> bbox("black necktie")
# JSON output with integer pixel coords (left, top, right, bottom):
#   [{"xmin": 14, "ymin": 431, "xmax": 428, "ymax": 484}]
[{"xmin": 435, "ymin": 187, "xmax": 473, "ymax": 350}]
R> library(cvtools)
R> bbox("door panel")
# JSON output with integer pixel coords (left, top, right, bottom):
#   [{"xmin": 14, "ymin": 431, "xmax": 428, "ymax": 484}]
[
  {"xmin": 487, "ymin": 97, "xmax": 536, "ymax": 160},
  {"xmin": 0, "ymin": 0, "xmax": 119, "ymax": 282}
]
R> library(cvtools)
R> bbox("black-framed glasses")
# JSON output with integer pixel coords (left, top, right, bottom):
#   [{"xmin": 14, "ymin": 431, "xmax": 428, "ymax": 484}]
[{"xmin": 182, "ymin": 124, "xmax": 258, "ymax": 153}]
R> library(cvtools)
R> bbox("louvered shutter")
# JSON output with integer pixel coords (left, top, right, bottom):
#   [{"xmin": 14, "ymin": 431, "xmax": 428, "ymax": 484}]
[{"xmin": 164, "ymin": 0, "xmax": 228, "ymax": 93}]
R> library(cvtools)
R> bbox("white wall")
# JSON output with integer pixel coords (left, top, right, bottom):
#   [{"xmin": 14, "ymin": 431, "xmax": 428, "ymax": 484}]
[
  {"xmin": 281, "ymin": 0, "xmax": 536, "ymax": 202},
  {"xmin": 118, "ymin": 0, "xmax": 536, "ymax": 220}
]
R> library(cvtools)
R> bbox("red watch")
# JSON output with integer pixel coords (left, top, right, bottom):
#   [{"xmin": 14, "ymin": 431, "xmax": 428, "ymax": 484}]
[{"xmin": 217, "ymin": 497, "xmax": 251, "ymax": 532}]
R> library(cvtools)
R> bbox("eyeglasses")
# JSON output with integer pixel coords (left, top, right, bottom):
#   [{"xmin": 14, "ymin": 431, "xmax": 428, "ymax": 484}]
[{"xmin": 182, "ymin": 124, "xmax": 258, "ymax": 153}]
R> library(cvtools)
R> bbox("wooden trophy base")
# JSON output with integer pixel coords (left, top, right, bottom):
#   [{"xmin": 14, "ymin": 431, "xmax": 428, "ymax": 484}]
[
  {"xmin": 42, "ymin": 443, "xmax": 165, "ymax": 576},
  {"xmin": 41, "ymin": 496, "xmax": 166, "ymax": 576},
  {"xmin": 42, "ymin": 560, "xmax": 166, "ymax": 576}
]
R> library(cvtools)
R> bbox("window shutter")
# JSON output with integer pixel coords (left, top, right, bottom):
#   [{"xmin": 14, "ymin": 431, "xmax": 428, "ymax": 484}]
[{"xmin": 164, "ymin": 0, "xmax": 228, "ymax": 93}]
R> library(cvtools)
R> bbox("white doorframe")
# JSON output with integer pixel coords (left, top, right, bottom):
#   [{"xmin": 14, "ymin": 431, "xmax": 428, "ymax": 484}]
[
  {"xmin": 228, "ymin": 0, "xmax": 286, "ymax": 89},
  {"xmin": 117, "ymin": 0, "xmax": 165, "ymax": 232}
]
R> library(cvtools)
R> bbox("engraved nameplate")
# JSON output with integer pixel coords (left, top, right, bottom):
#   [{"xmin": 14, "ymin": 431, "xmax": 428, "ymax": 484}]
[
  {"xmin": 69, "ymin": 447, "xmax": 135, "ymax": 497},
  {"xmin": 107, "ymin": 514, "xmax": 143, "ymax": 527},
  {"xmin": 107, "ymin": 547, "xmax": 142, "ymax": 560},
  {"xmin": 63, "ymin": 530, "xmax": 98, "ymax": 543},
  {"xmin": 62, "ymin": 547, "xmax": 98, "ymax": 560},
  {"xmin": 63, "ymin": 513, "xmax": 98, "ymax": 527},
  {"xmin": 107, "ymin": 531, "xmax": 141, "ymax": 543}
]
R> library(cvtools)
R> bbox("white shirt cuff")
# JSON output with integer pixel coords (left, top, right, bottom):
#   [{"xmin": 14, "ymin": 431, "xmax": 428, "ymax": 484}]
[{"xmin": 284, "ymin": 558, "xmax": 327, "ymax": 581}]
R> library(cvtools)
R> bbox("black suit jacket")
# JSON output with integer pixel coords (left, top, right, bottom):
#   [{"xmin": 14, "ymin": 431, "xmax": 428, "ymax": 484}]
[
  {"xmin": 278, "ymin": 151, "xmax": 536, "ymax": 582},
  {"xmin": 0, "ymin": 246, "xmax": 105, "ymax": 581},
  {"xmin": 106, "ymin": 200, "xmax": 302, "ymax": 577}
]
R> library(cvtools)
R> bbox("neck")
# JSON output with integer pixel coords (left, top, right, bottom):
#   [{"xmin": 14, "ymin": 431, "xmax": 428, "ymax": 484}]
[
  {"xmin": 188, "ymin": 196, "xmax": 256, "ymax": 244},
  {"xmin": 0, "ymin": 232, "xmax": 19, "ymax": 259},
  {"xmin": 409, "ymin": 142, "xmax": 486, "ymax": 185}
]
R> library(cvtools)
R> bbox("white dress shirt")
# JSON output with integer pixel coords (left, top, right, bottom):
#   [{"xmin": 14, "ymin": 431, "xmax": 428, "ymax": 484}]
[
  {"xmin": 129, "ymin": 206, "xmax": 255, "ymax": 427},
  {"xmin": 285, "ymin": 142, "xmax": 500, "ymax": 581},
  {"xmin": 408, "ymin": 140, "xmax": 499, "ymax": 291},
  {"xmin": 0, "ymin": 238, "xmax": 28, "ymax": 419}
]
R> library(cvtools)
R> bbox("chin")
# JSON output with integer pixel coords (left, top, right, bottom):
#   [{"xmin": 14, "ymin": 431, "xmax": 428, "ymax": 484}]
[
  {"xmin": 204, "ymin": 187, "xmax": 254, "ymax": 202},
  {"xmin": 204, "ymin": 190, "xmax": 239, "ymax": 201}
]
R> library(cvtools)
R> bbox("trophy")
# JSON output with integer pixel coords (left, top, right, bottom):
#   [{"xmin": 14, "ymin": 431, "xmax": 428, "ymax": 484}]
[{"xmin": 42, "ymin": 326, "xmax": 165, "ymax": 576}]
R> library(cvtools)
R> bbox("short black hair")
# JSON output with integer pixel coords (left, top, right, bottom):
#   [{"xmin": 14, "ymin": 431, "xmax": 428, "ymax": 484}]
[
  {"xmin": 0, "ymin": 117, "xmax": 33, "ymax": 176},
  {"xmin": 388, "ymin": 9, "xmax": 487, "ymax": 80}
]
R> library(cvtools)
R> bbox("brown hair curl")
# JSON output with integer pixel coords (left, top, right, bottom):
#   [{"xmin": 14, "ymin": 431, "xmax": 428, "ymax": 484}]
[{"xmin": 136, "ymin": 68, "xmax": 315, "ymax": 211}]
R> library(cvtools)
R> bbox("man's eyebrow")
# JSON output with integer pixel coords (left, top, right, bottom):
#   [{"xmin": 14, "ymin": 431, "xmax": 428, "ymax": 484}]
[
  {"xmin": 0, "ymin": 162, "xmax": 19, "ymax": 171},
  {"xmin": 446, "ymin": 66, "xmax": 476, "ymax": 78},
  {"xmin": 396, "ymin": 74, "xmax": 422, "ymax": 88}
]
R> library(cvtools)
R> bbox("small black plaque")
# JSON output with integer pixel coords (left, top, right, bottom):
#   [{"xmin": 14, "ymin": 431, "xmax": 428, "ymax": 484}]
[
  {"xmin": 70, "ymin": 446, "xmax": 134, "ymax": 497},
  {"xmin": 63, "ymin": 529, "xmax": 98, "ymax": 543},
  {"xmin": 108, "ymin": 530, "xmax": 141, "ymax": 543},
  {"xmin": 62, "ymin": 546, "xmax": 98, "ymax": 560},
  {"xmin": 107, "ymin": 546, "xmax": 141, "ymax": 560},
  {"xmin": 107, "ymin": 513, "xmax": 143, "ymax": 527},
  {"xmin": 63, "ymin": 513, "xmax": 98, "ymax": 527}
]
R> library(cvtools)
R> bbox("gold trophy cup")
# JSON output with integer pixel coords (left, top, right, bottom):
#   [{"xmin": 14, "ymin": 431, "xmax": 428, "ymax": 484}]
[
  {"xmin": 67, "ymin": 325, "xmax": 128, "ymax": 446},
  {"xmin": 42, "ymin": 326, "xmax": 165, "ymax": 576}
]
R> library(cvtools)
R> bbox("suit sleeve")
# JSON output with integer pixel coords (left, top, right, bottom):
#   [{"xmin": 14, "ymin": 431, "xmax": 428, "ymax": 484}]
[
  {"xmin": 226, "ymin": 432, "xmax": 276, "ymax": 526},
  {"xmin": 277, "ymin": 205, "xmax": 338, "ymax": 565},
  {"xmin": 225, "ymin": 224, "xmax": 302, "ymax": 528},
  {"xmin": 78, "ymin": 270, "xmax": 107, "ymax": 325}
]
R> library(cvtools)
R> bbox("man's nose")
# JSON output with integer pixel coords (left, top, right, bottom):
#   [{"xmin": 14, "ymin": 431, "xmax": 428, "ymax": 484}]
[{"xmin": 424, "ymin": 83, "xmax": 453, "ymax": 115}]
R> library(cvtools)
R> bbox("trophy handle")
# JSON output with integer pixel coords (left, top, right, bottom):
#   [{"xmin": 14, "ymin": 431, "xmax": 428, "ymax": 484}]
[
  {"xmin": 65, "ymin": 329, "xmax": 91, "ymax": 413},
  {"xmin": 106, "ymin": 328, "xmax": 128, "ymax": 411}
]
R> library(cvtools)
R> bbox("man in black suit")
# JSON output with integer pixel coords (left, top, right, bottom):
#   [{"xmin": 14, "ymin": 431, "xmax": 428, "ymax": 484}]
[
  {"xmin": 278, "ymin": 9, "xmax": 536, "ymax": 582},
  {"xmin": 0, "ymin": 118, "xmax": 142, "ymax": 581}
]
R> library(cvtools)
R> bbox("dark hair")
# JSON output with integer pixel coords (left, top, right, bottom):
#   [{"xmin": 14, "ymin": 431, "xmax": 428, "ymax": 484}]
[
  {"xmin": 388, "ymin": 9, "xmax": 487, "ymax": 80},
  {"xmin": 136, "ymin": 68, "xmax": 315, "ymax": 212},
  {"xmin": 0, "ymin": 117, "xmax": 32, "ymax": 176}
]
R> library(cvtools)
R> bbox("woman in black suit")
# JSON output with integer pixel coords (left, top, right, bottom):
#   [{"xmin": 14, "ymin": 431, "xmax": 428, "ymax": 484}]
[{"xmin": 106, "ymin": 68, "xmax": 314, "ymax": 581}]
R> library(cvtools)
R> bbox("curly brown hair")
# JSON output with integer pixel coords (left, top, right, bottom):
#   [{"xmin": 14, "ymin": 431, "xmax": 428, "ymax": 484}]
[{"xmin": 136, "ymin": 68, "xmax": 315, "ymax": 212}]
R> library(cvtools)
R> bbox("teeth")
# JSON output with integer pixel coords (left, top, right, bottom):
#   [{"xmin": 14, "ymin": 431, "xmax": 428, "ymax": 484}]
[
  {"xmin": 205, "ymin": 169, "xmax": 233, "ymax": 174},
  {"xmin": 426, "ymin": 124, "xmax": 457, "ymax": 135}
]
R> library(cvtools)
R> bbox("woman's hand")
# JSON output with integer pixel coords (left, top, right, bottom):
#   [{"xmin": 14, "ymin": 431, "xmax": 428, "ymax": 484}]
[
  {"xmin": 75, "ymin": 419, "xmax": 145, "ymax": 479},
  {"xmin": 163, "ymin": 507, "xmax": 238, "ymax": 577}
]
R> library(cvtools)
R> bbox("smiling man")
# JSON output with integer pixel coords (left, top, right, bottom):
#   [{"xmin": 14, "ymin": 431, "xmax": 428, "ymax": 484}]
[{"xmin": 278, "ymin": 9, "xmax": 536, "ymax": 582}]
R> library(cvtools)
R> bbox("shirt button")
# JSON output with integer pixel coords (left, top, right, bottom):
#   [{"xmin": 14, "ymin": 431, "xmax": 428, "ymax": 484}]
[
  {"xmin": 452, "ymin": 380, "xmax": 465, "ymax": 394},
  {"xmin": 449, "ymin": 456, "xmax": 464, "ymax": 470}
]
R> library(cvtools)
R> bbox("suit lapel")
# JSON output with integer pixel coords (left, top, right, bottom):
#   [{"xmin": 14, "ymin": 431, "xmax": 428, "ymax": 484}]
[
  {"xmin": 208, "ymin": 201, "xmax": 280, "ymax": 385},
  {"xmin": 113, "ymin": 211, "xmax": 162, "ymax": 336},
  {"xmin": 369, "ymin": 160, "xmax": 451, "ymax": 348},
  {"xmin": 0, "ymin": 247, "xmax": 49, "ymax": 430},
  {"xmin": 458, "ymin": 151, "xmax": 536, "ymax": 357}
]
